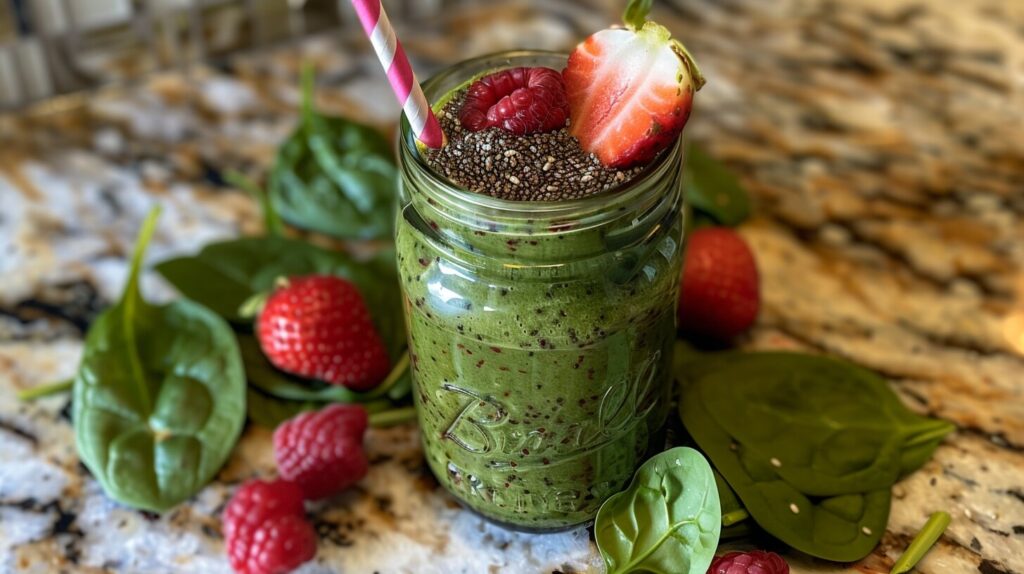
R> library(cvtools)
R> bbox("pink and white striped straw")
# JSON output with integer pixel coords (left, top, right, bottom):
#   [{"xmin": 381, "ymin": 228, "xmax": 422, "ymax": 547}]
[{"xmin": 351, "ymin": 0, "xmax": 445, "ymax": 149}]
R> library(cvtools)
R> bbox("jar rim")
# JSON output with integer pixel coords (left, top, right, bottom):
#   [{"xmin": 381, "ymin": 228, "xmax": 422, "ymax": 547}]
[{"xmin": 398, "ymin": 50, "xmax": 681, "ymax": 220}]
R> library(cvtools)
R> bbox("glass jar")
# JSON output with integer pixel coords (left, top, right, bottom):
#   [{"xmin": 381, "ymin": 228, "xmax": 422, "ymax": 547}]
[{"xmin": 396, "ymin": 51, "xmax": 686, "ymax": 531}]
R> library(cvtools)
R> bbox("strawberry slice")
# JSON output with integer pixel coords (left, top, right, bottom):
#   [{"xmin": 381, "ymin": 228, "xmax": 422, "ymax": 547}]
[{"xmin": 563, "ymin": 2, "xmax": 704, "ymax": 168}]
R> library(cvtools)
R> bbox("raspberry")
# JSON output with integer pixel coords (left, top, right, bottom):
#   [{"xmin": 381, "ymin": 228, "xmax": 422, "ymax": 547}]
[
  {"xmin": 707, "ymin": 551, "xmax": 790, "ymax": 574},
  {"xmin": 273, "ymin": 404, "xmax": 369, "ymax": 500},
  {"xmin": 459, "ymin": 67, "xmax": 570, "ymax": 135},
  {"xmin": 223, "ymin": 479, "xmax": 316, "ymax": 574}
]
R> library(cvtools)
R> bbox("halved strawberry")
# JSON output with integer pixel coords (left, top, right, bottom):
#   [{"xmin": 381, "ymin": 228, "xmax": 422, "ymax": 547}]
[{"xmin": 563, "ymin": 2, "xmax": 704, "ymax": 168}]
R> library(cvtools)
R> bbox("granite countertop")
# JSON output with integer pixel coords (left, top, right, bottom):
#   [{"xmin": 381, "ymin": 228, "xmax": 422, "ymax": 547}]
[{"xmin": 1, "ymin": 0, "xmax": 1022, "ymax": 572}]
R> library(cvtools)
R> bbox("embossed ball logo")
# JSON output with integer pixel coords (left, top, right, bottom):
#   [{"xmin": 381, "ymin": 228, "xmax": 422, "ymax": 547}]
[{"xmin": 440, "ymin": 350, "xmax": 662, "ymax": 458}]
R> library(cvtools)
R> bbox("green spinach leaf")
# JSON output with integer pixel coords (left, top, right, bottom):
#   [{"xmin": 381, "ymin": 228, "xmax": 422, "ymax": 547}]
[
  {"xmin": 677, "ymin": 351, "xmax": 952, "ymax": 561},
  {"xmin": 681, "ymin": 391, "xmax": 890, "ymax": 561},
  {"xmin": 246, "ymin": 387, "xmax": 318, "ymax": 428},
  {"xmin": 595, "ymin": 447, "xmax": 721, "ymax": 574},
  {"xmin": 155, "ymin": 236, "xmax": 406, "ymax": 361},
  {"xmin": 691, "ymin": 352, "xmax": 953, "ymax": 495},
  {"xmin": 683, "ymin": 145, "xmax": 751, "ymax": 226},
  {"xmin": 74, "ymin": 208, "xmax": 246, "ymax": 512},
  {"xmin": 239, "ymin": 334, "xmax": 410, "ymax": 403},
  {"xmin": 268, "ymin": 65, "xmax": 397, "ymax": 240},
  {"xmin": 246, "ymin": 386, "xmax": 394, "ymax": 429}
]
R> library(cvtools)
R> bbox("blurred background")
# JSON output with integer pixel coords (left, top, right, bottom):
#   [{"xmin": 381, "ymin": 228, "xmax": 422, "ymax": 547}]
[{"xmin": 0, "ymin": 0, "xmax": 414, "ymax": 110}]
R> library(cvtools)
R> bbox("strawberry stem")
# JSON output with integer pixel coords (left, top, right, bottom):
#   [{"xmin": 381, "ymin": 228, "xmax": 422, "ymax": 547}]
[
  {"xmin": 622, "ymin": 0, "xmax": 653, "ymax": 30},
  {"xmin": 225, "ymin": 170, "xmax": 284, "ymax": 237}
]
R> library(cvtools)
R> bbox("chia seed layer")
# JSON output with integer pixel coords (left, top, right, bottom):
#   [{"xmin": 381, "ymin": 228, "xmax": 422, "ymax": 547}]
[{"xmin": 425, "ymin": 91, "xmax": 645, "ymax": 201}]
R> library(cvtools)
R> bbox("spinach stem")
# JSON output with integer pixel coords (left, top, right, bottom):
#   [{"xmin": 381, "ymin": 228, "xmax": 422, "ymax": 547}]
[
  {"xmin": 225, "ymin": 170, "xmax": 284, "ymax": 237},
  {"xmin": 374, "ymin": 352, "xmax": 410, "ymax": 394},
  {"xmin": 18, "ymin": 379, "xmax": 73, "ymax": 401},
  {"xmin": 721, "ymin": 509, "xmax": 750, "ymax": 527},
  {"xmin": 903, "ymin": 421, "xmax": 956, "ymax": 448},
  {"xmin": 368, "ymin": 406, "xmax": 417, "ymax": 428},
  {"xmin": 300, "ymin": 62, "xmax": 316, "ymax": 128},
  {"xmin": 890, "ymin": 511, "xmax": 950, "ymax": 574},
  {"xmin": 123, "ymin": 207, "xmax": 162, "ymax": 414}
]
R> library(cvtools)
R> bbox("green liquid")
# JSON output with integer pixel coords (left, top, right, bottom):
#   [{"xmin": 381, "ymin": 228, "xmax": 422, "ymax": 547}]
[
  {"xmin": 396, "ymin": 53, "xmax": 685, "ymax": 530},
  {"xmin": 396, "ymin": 209, "xmax": 682, "ymax": 530}
]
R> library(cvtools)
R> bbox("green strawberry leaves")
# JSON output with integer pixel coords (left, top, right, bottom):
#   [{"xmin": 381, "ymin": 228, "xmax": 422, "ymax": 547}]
[
  {"xmin": 595, "ymin": 447, "xmax": 721, "ymax": 574},
  {"xmin": 74, "ymin": 208, "xmax": 246, "ymax": 512}
]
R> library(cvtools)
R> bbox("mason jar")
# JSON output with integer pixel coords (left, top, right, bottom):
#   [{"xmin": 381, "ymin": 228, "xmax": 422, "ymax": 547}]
[{"xmin": 396, "ymin": 51, "xmax": 686, "ymax": 531}]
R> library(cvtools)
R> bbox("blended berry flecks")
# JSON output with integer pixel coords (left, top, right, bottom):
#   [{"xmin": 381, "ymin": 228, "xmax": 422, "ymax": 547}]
[{"xmin": 426, "ymin": 91, "xmax": 644, "ymax": 201}]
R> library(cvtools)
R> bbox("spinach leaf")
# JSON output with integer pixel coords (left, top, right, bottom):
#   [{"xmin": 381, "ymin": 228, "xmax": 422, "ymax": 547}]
[
  {"xmin": 683, "ymin": 145, "xmax": 751, "ymax": 226},
  {"xmin": 681, "ymin": 391, "xmax": 890, "ymax": 561},
  {"xmin": 246, "ymin": 387, "xmax": 318, "ymax": 428},
  {"xmin": 246, "ymin": 386, "xmax": 394, "ymax": 429},
  {"xmin": 268, "ymin": 65, "xmax": 397, "ymax": 240},
  {"xmin": 676, "ymin": 351, "xmax": 952, "ymax": 561},
  {"xmin": 595, "ymin": 447, "xmax": 721, "ymax": 574},
  {"xmin": 692, "ymin": 352, "xmax": 953, "ymax": 495},
  {"xmin": 155, "ymin": 236, "xmax": 406, "ymax": 361},
  {"xmin": 239, "ymin": 334, "xmax": 411, "ymax": 403},
  {"xmin": 73, "ymin": 208, "xmax": 246, "ymax": 513}
]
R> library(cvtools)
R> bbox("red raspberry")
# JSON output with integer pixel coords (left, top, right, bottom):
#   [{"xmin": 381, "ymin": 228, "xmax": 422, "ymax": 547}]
[
  {"xmin": 459, "ymin": 67, "xmax": 570, "ymax": 135},
  {"xmin": 223, "ymin": 479, "xmax": 316, "ymax": 574},
  {"xmin": 273, "ymin": 404, "xmax": 369, "ymax": 500},
  {"xmin": 708, "ymin": 551, "xmax": 789, "ymax": 574},
  {"xmin": 678, "ymin": 227, "xmax": 760, "ymax": 341},
  {"xmin": 257, "ymin": 275, "xmax": 390, "ymax": 391}
]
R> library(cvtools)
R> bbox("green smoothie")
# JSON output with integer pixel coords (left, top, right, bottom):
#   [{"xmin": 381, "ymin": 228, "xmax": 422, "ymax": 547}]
[{"xmin": 395, "ymin": 52, "xmax": 686, "ymax": 531}]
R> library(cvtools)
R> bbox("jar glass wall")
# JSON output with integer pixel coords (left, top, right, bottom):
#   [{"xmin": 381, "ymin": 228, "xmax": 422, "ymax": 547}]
[{"xmin": 396, "ymin": 51, "xmax": 686, "ymax": 531}]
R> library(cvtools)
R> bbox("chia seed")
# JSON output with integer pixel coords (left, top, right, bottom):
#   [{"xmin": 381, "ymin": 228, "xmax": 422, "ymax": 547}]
[{"xmin": 425, "ymin": 91, "xmax": 646, "ymax": 201}]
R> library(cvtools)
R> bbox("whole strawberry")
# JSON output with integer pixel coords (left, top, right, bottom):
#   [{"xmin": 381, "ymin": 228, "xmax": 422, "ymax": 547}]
[
  {"xmin": 563, "ymin": 0, "xmax": 704, "ymax": 167},
  {"xmin": 678, "ymin": 227, "xmax": 760, "ymax": 341},
  {"xmin": 708, "ymin": 551, "xmax": 789, "ymax": 574},
  {"xmin": 223, "ymin": 479, "xmax": 316, "ymax": 574},
  {"xmin": 460, "ymin": 67, "xmax": 570, "ymax": 135},
  {"xmin": 257, "ymin": 275, "xmax": 390, "ymax": 391},
  {"xmin": 274, "ymin": 404, "xmax": 369, "ymax": 500}
]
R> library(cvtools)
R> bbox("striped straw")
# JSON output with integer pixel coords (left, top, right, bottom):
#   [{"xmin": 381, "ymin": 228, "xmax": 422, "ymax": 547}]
[{"xmin": 351, "ymin": 0, "xmax": 445, "ymax": 149}]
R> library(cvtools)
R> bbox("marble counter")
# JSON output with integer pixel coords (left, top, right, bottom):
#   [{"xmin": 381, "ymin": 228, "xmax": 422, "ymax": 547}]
[{"xmin": 1, "ymin": 0, "xmax": 1022, "ymax": 572}]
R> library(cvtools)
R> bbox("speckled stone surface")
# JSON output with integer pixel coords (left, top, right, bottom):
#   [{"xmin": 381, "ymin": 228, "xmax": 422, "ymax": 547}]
[{"xmin": 1, "ymin": 0, "xmax": 1023, "ymax": 573}]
